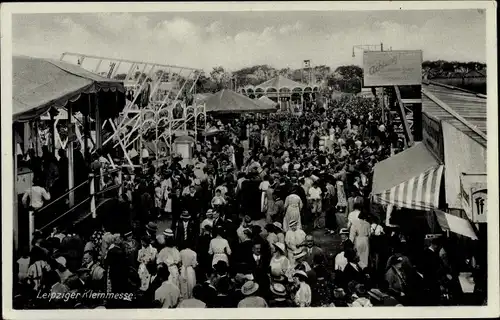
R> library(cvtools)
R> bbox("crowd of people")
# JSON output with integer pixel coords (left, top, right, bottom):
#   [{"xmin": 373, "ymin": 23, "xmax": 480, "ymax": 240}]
[{"xmin": 14, "ymin": 95, "xmax": 482, "ymax": 309}]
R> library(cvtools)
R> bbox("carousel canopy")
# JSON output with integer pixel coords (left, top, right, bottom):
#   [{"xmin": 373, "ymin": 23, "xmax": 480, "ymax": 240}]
[
  {"xmin": 194, "ymin": 93, "xmax": 213, "ymax": 104},
  {"xmin": 258, "ymin": 95, "xmax": 278, "ymax": 107},
  {"xmin": 204, "ymin": 89, "xmax": 277, "ymax": 114},
  {"xmin": 13, "ymin": 55, "xmax": 125, "ymax": 122},
  {"xmin": 255, "ymin": 75, "xmax": 307, "ymax": 89}
]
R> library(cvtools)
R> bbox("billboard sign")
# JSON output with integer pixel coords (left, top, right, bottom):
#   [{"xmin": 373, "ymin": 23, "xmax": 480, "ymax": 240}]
[{"xmin": 363, "ymin": 50, "xmax": 423, "ymax": 86}]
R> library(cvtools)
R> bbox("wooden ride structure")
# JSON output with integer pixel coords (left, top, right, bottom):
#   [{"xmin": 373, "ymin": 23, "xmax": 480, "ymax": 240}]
[{"xmin": 59, "ymin": 53, "xmax": 206, "ymax": 167}]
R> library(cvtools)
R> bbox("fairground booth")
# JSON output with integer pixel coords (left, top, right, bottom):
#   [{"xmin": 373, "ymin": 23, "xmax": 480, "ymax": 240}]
[
  {"xmin": 13, "ymin": 56, "xmax": 126, "ymax": 251},
  {"xmin": 364, "ymin": 49, "xmax": 486, "ymax": 300},
  {"xmin": 371, "ymin": 80, "xmax": 487, "ymax": 300}
]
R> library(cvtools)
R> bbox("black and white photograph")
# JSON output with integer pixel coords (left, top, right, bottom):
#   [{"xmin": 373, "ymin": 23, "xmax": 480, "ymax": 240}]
[{"xmin": 1, "ymin": 2, "xmax": 498, "ymax": 319}]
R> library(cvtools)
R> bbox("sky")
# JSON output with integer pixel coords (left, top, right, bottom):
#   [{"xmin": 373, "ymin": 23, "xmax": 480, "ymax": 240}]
[{"xmin": 12, "ymin": 9, "xmax": 486, "ymax": 72}]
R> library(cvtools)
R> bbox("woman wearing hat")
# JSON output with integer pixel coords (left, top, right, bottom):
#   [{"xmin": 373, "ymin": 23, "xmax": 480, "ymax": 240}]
[
  {"xmin": 237, "ymin": 281, "xmax": 268, "ymax": 308},
  {"xmin": 156, "ymin": 229, "xmax": 181, "ymax": 289},
  {"xmin": 292, "ymin": 270, "xmax": 311, "ymax": 307},
  {"xmin": 200, "ymin": 209, "xmax": 215, "ymax": 235},
  {"xmin": 285, "ymin": 220, "xmax": 306, "ymax": 265},
  {"xmin": 268, "ymin": 283, "xmax": 293, "ymax": 308},
  {"xmin": 269, "ymin": 242, "xmax": 292, "ymax": 284}
]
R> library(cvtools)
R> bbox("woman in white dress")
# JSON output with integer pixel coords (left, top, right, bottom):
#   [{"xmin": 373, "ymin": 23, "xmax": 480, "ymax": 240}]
[
  {"xmin": 156, "ymin": 229, "xmax": 181, "ymax": 289},
  {"xmin": 138, "ymin": 236, "xmax": 158, "ymax": 291},
  {"xmin": 283, "ymin": 190, "xmax": 303, "ymax": 232},
  {"xmin": 179, "ymin": 248, "xmax": 198, "ymax": 300},
  {"xmin": 349, "ymin": 211, "xmax": 371, "ymax": 269},
  {"xmin": 269, "ymin": 243, "xmax": 292, "ymax": 283},
  {"xmin": 209, "ymin": 227, "xmax": 232, "ymax": 267},
  {"xmin": 285, "ymin": 221, "xmax": 306, "ymax": 266}
]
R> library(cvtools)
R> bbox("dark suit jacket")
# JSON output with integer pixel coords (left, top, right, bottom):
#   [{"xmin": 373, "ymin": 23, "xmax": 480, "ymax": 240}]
[
  {"xmin": 174, "ymin": 221, "xmax": 198, "ymax": 249},
  {"xmin": 341, "ymin": 262, "xmax": 369, "ymax": 289},
  {"xmin": 304, "ymin": 246, "xmax": 326, "ymax": 267},
  {"xmin": 419, "ymin": 248, "xmax": 445, "ymax": 292}
]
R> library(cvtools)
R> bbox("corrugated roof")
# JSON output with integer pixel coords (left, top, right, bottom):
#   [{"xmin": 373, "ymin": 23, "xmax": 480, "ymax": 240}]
[{"xmin": 422, "ymin": 81, "xmax": 487, "ymax": 148}]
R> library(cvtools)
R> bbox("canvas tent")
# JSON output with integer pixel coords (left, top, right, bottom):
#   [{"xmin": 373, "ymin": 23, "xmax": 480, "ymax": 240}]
[
  {"xmin": 258, "ymin": 95, "xmax": 278, "ymax": 107},
  {"xmin": 13, "ymin": 56, "xmax": 125, "ymax": 122},
  {"xmin": 204, "ymin": 89, "xmax": 277, "ymax": 114}
]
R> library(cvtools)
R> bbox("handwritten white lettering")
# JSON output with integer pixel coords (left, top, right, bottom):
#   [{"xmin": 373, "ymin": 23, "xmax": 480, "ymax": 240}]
[{"xmin": 368, "ymin": 56, "xmax": 398, "ymax": 75}]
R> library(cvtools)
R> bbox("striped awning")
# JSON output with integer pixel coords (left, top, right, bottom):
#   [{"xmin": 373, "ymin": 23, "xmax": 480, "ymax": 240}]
[{"xmin": 372, "ymin": 142, "xmax": 444, "ymax": 211}]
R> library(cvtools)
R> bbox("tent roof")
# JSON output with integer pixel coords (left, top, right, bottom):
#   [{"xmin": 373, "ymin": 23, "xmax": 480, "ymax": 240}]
[
  {"xmin": 372, "ymin": 142, "xmax": 440, "ymax": 195},
  {"xmin": 13, "ymin": 56, "xmax": 125, "ymax": 122},
  {"xmin": 204, "ymin": 89, "xmax": 277, "ymax": 114},
  {"xmin": 258, "ymin": 95, "xmax": 278, "ymax": 107},
  {"xmin": 194, "ymin": 92, "xmax": 213, "ymax": 103},
  {"xmin": 255, "ymin": 75, "xmax": 308, "ymax": 89}
]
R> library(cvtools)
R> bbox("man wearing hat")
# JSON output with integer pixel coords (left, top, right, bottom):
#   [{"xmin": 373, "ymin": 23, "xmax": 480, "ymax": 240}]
[
  {"xmin": 268, "ymin": 283, "xmax": 293, "ymax": 308},
  {"xmin": 146, "ymin": 222, "xmax": 158, "ymax": 239},
  {"xmin": 237, "ymin": 281, "xmax": 268, "ymax": 308},
  {"xmin": 66, "ymin": 267, "xmax": 91, "ymax": 293},
  {"xmin": 174, "ymin": 210, "xmax": 197, "ymax": 250}
]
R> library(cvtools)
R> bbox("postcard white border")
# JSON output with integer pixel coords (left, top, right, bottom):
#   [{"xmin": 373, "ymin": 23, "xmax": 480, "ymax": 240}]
[{"xmin": 2, "ymin": 1, "xmax": 498, "ymax": 319}]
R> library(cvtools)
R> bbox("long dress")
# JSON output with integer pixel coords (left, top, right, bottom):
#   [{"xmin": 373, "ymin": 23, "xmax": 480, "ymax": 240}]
[
  {"xmin": 138, "ymin": 245, "xmax": 158, "ymax": 291},
  {"xmin": 285, "ymin": 229, "xmax": 306, "ymax": 265},
  {"xmin": 179, "ymin": 248, "xmax": 197, "ymax": 300},
  {"xmin": 157, "ymin": 246, "xmax": 181, "ymax": 289},
  {"xmin": 209, "ymin": 236, "xmax": 232, "ymax": 267},
  {"xmin": 283, "ymin": 194, "xmax": 303, "ymax": 232},
  {"xmin": 162, "ymin": 178, "xmax": 173, "ymax": 213},
  {"xmin": 349, "ymin": 219, "xmax": 371, "ymax": 269}
]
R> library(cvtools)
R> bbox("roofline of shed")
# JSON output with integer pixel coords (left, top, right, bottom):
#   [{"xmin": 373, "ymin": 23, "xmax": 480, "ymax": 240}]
[
  {"xmin": 423, "ymin": 79, "xmax": 487, "ymax": 98},
  {"xmin": 421, "ymin": 88, "xmax": 487, "ymax": 143}
]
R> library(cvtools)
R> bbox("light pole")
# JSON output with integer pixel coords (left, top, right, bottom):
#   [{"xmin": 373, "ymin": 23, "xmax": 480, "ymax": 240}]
[{"xmin": 352, "ymin": 43, "xmax": 385, "ymax": 57}]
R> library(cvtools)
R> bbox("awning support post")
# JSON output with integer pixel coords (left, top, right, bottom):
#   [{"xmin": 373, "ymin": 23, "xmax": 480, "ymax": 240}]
[{"xmin": 67, "ymin": 102, "xmax": 75, "ymax": 207}]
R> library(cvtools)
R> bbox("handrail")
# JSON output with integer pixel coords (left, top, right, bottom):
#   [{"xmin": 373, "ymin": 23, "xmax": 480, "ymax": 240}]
[
  {"xmin": 39, "ymin": 196, "xmax": 91, "ymax": 232},
  {"xmin": 95, "ymin": 183, "xmax": 122, "ymax": 196},
  {"xmin": 35, "ymin": 179, "xmax": 90, "ymax": 214},
  {"xmin": 94, "ymin": 167, "xmax": 121, "ymax": 179}
]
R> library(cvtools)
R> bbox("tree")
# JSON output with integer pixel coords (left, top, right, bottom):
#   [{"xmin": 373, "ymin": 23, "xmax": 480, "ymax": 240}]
[
  {"xmin": 313, "ymin": 65, "xmax": 331, "ymax": 82},
  {"xmin": 334, "ymin": 65, "xmax": 363, "ymax": 80},
  {"xmin": 278, "ymin": 67, "xmax": 292, "ymax": 79},
  {"xmin": 210, "ymin": 66, "xmax": 232, "ymax": 91}
]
